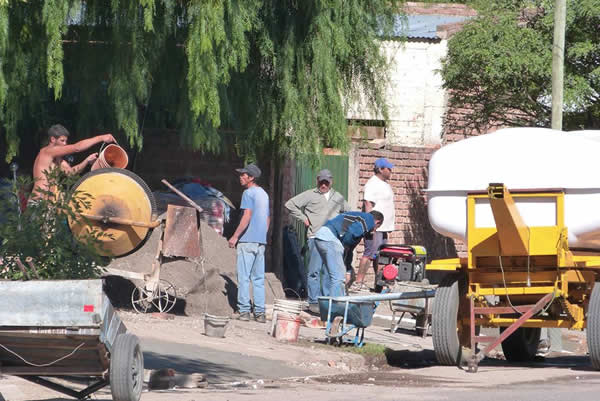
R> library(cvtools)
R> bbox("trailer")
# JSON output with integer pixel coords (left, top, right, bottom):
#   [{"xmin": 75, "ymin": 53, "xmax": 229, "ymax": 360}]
[
  {"xmin": 427, "ymin": 184, "xmax": 600, "ymax": 371},
  {"xmin": 0, "ymin": 279, "xmax": 143, "ymax": 400}
]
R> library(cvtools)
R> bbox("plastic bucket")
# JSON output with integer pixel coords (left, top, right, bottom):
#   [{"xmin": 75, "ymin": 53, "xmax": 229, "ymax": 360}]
[
  {"xmin": 203, "ymin": 313, "xmax": 230, "ymax": 338},
  {"xmin": 273, "ymin": 299, "xmax": 303, "ymax": 316},
  {"xmin": 91, "ymin": 144, "xmax": 129, "ymax": 171},
  {"xmin": 274, "ymin": 313, "xmax": 301, "ymax": 342}
]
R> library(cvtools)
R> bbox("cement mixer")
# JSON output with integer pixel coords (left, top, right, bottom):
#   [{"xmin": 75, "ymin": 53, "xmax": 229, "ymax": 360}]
[
  {"xmin": 68, "ymin": 167, "xmax": 184, "ymax": 314},
  {"xmin": 426, "ymin": 128, "xmax": 600, "ymax": 371}
]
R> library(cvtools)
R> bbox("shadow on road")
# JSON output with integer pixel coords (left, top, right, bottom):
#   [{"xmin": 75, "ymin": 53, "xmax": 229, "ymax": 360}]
[{"xmin": 143, "ymin": 350, "xmax": 248, "ymax": 383}]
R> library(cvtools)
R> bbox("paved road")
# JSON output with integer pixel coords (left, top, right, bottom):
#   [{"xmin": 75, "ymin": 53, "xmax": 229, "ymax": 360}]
[{"xmin": 141, "ymin": 337, "xmax": 308, "ymax": 383}]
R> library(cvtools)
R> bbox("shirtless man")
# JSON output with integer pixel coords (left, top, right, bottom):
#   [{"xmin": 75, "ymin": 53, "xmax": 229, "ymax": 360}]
[{"xmin": 31, "ymin": 124, "xmax": 115, "ymax": 200}]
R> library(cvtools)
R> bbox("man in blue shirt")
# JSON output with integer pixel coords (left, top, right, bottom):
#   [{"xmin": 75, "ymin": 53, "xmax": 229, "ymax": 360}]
[
  {"xmin": 228, "ymin": 163, "xmax": 270, "ymax": 323},
  {"xmin": 312, "ymin": 211, "xmax": 384, "ymax": 301}
]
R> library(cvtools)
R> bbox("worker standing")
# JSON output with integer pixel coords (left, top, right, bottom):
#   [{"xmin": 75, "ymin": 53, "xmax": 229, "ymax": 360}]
[
  {"xmin": 351, "ymin": 158, "xmax": 395, "ymax": 292},
  {"xmin": 285, "ymin": 169, "xmax": 350, "ymax": 313},
  {"xmin": 228, "ymin": 163, "xmax": 270, "ymax": 323},
  {"xmin": 313, "ymin": 211, "xmax": 384, "ymax": 298}
]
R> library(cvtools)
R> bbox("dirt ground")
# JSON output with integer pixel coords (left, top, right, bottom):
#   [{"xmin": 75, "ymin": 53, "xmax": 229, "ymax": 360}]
[{"xmin": 104, "ymin": 218, "xmax": 281, "ymax": 317}]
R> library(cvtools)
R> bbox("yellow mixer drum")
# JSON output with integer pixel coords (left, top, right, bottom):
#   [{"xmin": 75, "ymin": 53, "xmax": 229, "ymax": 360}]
[{"xmin": 69, "ymin": 168, "xmax": 157, "ymax": 257}]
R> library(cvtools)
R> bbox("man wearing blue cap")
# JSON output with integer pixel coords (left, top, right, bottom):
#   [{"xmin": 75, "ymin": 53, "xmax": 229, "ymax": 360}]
[
  {"xmin": 229, "ymin": 163, "xmax": 270, "ymax": 323},
  {"xmin": 350, "ymin": 157, "xmax": 395, "ymax": 292}
]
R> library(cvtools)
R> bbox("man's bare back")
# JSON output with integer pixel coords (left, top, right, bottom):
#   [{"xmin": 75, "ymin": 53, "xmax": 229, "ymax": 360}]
[{"xmin": 31, "ymin": 126, "xmax": 115, "ymax": 200}]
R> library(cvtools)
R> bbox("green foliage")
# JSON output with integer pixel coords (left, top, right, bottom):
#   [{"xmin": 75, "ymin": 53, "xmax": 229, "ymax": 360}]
[
  {"xmin": 0, "ymin": 0, "xmax": 402, "ymax": 163},
  {"xmin": 0, "ymin": 167, "xmax": 109, "ymax": 280},
  {"xmin": 441, "ymin": 0, "xmax": 600, "ymax": 132}
]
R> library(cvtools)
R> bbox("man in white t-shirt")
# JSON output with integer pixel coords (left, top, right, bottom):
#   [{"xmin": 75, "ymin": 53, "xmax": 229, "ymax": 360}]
[{"xmin": 350, "ymin": 157, "xmax": 395, "ymax": 291}]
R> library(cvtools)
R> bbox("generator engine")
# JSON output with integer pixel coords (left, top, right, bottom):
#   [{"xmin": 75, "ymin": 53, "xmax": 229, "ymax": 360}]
[{"xmin": 375, "ymin": 245, "xmax": 427, "ymax": 287}]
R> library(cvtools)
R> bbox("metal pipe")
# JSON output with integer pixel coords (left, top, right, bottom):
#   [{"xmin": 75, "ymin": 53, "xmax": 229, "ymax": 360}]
[
  {"xmin": 319, "ymin": 290, "xmax": 436, "ymax": 303},
  {"xmin": 161, "ymin": 179, "xmax": 204, "ymax": 213}
]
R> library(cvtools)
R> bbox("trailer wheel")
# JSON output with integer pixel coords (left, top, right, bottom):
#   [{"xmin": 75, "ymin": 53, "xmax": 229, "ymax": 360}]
[
  {"xmin": 587, "ymin": 283, "xmax": 600, "ymax": 369},
  {"xmin": 110, "ymin": 333, "xmax": 144, "ymax": 401},
  {"xmin": 432, "ymin": 274, "xmax": 473, "ymax": 366},
  {"xmin": 500, "ymin": 327, "xmax": 540, "ymax": 362}
]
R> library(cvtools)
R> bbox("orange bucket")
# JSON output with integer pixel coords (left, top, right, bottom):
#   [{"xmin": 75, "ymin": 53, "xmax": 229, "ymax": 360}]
[{"xmin": 91, "ymin": 144, "xmax": 129, "ymax": 170}]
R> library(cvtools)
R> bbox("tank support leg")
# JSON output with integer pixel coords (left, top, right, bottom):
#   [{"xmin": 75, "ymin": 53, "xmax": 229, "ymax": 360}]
[{"xmin": 467, "ymin": 292, "xmax": 554, "ymax": 372}]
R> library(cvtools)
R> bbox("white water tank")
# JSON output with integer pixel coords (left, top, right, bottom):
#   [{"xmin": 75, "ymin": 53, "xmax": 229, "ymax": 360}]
[{"xmin": 427, "ymin": 127, "xmax": 600, "ymax": 249}]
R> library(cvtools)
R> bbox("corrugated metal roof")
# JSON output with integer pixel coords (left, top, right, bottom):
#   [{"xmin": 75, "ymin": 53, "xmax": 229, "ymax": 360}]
[{"xmin": 392, "ymin": 15, "xmax": 471, "ymax": 39}]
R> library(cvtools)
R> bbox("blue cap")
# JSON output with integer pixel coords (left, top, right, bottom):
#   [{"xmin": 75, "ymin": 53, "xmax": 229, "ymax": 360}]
[{"xmin": 374, "ymin": 158, "xmax": 394, "ymax": 169}]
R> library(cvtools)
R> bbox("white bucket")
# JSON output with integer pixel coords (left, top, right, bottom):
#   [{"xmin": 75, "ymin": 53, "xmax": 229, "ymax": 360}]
[
  {"xmin": 273, "ymin": 299, "xmax": 304, "ymax": 316},
  {"xmin": 270, "ymin": 299, "xmax": 304, "ymax": 337}
]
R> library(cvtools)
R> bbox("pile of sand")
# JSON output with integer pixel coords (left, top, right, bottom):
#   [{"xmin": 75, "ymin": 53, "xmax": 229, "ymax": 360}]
[{"xmin": 103, "ymin": 217, "xmax": 283, "ymax": 317}]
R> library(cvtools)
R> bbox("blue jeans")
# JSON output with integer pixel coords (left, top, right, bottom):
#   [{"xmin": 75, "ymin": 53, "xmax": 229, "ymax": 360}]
[
  {"xmin": 306, "ymin": 238, "xmax": 330, "ymax": 305},
  {"xmin": 314, "ymin": 239, "xmax": 346, "ymax": 299},
  {"xmin": 236, "ymin": 242, "xmax": 265, "ymax": 314}
]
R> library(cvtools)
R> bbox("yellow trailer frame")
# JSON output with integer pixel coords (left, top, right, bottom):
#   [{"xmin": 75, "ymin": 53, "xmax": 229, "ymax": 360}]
[{"xmin": 427, "ymin": 184, "xmax": 600, "ymax": 371}]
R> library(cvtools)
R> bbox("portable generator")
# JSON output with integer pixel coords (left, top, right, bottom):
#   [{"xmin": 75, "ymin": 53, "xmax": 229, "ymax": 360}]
[{"xmin": 375, "ymin": 245, "xmax": 427, "ymax": 287}]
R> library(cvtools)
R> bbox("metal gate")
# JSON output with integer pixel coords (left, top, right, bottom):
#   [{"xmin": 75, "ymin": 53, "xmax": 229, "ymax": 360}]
[{"xmin": 293, "ymin": 155, "xmax": 349, "ymax": 250}]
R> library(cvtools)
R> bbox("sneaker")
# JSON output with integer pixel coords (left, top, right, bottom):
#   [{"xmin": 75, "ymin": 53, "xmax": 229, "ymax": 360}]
[
  {"xmin": 237, "ymin": 312, "xmax": 251, "ymax": 321},
  {"xmin": 536, "ymin": 339, "xmax": 550, "ymax": 357},
  {"xmin": 308, "ymin": 303, "xmax": 320, "ymax": 315},
  {"xmin": 348, "ymin": 282, "xmax": 368, "ymax": 293},
  {"xmin": 254, "ymin": 313, "xmax": 266, "ymax": 323}
]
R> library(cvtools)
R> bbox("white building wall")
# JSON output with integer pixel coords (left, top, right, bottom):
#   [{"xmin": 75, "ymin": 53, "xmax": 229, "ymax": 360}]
[{"xmin": 347, "ymin": 39, "xmax": 448, "ymax": 146}]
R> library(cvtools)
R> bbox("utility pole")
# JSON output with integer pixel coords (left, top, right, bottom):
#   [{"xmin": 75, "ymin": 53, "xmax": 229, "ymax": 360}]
[
  {"xmin": 551, "ymin": 0, "xmax": 566, "ymax": 130},
  {"xmin": 548, "ymin": 0, "xmax": 567, "ymax": 353}
]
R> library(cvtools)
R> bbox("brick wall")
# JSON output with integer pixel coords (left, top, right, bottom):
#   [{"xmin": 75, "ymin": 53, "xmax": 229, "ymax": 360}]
[
  {"xmin": 355, "ymin": 142, "xmax": 460, "ymax": 260},
  {"xmin": 133, "ymin": 129, "xmax": 247, "ymax": 206},
  {"xmin": 404, "ymin": 2, "xmax": 477, "ymax": 17}
]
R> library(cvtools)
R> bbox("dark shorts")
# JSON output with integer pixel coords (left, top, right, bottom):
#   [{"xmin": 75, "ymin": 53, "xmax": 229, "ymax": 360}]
[{"xmin": 363, "ymin": 231, "xmax": 388, "ymax": 259}]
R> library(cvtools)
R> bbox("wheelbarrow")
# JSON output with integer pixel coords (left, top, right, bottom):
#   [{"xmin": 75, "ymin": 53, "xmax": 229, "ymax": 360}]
[
  {"xmin": 318, "ymin": 296, "xmax": 376, "ymax": 347},
  {"xmin": 0, "ymin": 279, "xmax": 142, "ymax": 401},
  {"xmin": 319, "ymin": 289, "xmax": 437, "ymax": 347}
]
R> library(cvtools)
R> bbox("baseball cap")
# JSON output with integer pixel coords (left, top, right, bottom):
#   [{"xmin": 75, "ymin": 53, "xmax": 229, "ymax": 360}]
[
  {"xmin": 236, "ymin": 163, "xmax": 261, "ymax": 178},
  {"xmin": 374, "ymin": 158, "xmax": 394, "ymax": 169},
  {"xmin": 317, "ymin": 169, "xmax": 333, "ymax": 183}
]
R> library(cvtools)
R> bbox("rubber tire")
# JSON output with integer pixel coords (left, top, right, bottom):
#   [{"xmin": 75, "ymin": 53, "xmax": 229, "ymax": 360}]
[
  {"xmin": 432, "ymin": 274, "xmax": 472, "ymax": 366},
  {"xmin": 588, "ymin": 283, "xmax": 600, "ymax": 369},
  {"xmin": 110, "ymin": 333, "xmax": 144, "ymax": 401},
  {"xmin": 500, "ymin": 327, "xmax": 540, "ymax": 362}
]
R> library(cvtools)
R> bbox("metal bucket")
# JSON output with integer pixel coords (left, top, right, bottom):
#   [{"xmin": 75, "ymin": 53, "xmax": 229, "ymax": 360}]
[
  {"xmin": 203, "ymin": 313, "xmax": 230, "ymax": 338},
  {"xmin": 91, "ymin": 144, "xmax": 129, "ymax": 171}
]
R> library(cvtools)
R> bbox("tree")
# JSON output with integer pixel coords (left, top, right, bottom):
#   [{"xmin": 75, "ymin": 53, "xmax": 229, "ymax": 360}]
[
  {"xmin": 0, "ymin": 1, "xmax": 403, "ymax": 163},
  {"xmin": 441, "ymin": 0, "xmax": 600, "ymax": 133}
]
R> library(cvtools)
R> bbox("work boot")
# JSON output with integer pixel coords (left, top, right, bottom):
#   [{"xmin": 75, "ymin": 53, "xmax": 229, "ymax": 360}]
[
  {"xmin": 308, "ymin": 303, "xmax": 320, "ymax": 315},
  {"xmin": 254, "ymin": 313, "xmax": 266, "ymax": 323},
  {"xmin": 237, "ymin": 312, "xmax": 251, "ymax": 321}
]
